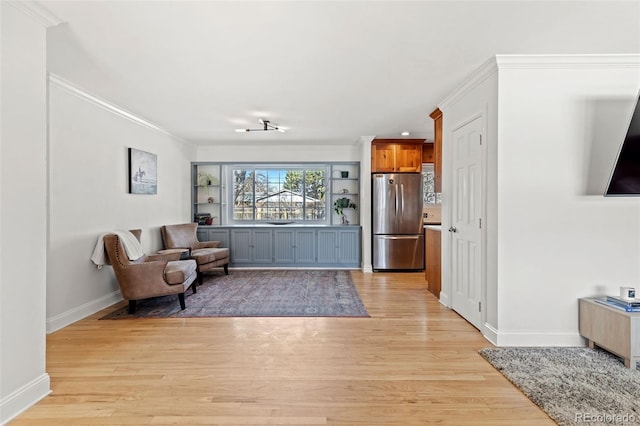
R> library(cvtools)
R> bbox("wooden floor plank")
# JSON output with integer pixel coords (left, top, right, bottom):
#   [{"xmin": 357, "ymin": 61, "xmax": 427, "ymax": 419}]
[{"xmin": 12, "ymin": 271, "xmax": 554, "ymax": 425}]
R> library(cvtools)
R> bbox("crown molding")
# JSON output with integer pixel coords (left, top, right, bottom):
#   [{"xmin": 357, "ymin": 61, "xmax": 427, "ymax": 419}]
[
  {"xmin": 439, "ymin": 57, "xmax": 498, "ymax": 111},
  {"xmin": 7, "ymin": 1, "xmax": 63, "ymax": 27},
  {"xmin": 439, "ymin": 54, "xmax": 640, "ymax": 110},
  {"xmin": 495, "ymin": 54, "xmax": 640, "ymax": 69},
  {"xmin": 48, "ymin": 73, "xmax": 192, "ymax": 146}
]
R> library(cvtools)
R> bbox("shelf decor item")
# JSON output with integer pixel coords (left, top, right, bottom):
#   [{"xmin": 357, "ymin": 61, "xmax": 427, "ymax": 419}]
[
  {"xmin": 198, "ymin": 171, "xmax": 216, "ymax": 187},
  {"xmin": 198, "ymin": 171, "xmax": 218, "ymax": 195},
  {"xmin": 334, "ymin": 197, "xmax": 357, "ymax": 224},
  {"xmin": 128, "ymin": 148, "xmax": 157, "ymax": 194},
  {"xmin": 332, "ymin": 169, "xmax": 349, "ymax": 178}
]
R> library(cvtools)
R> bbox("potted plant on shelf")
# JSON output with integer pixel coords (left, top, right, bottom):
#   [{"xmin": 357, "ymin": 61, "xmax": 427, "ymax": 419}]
[
  {"xmin": 333, "ymin": 197, "xmax": 357, "ymax": 225},
  {"xmin": 198, "ymin": 171, "xmax": 217, "ymax": 195},
  {"xmin": 198, "ymin": 171, "xmax": 215, "ymax": 186}
]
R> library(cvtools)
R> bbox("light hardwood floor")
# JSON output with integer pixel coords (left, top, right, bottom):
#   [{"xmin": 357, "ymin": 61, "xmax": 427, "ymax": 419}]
[{"xmin": 13, "ymin": 271, "xmax": 554, "ymax": 425}]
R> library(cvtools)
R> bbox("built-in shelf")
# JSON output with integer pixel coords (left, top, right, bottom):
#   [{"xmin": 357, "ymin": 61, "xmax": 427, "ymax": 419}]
[{"xmin": 192, "ymin": 161, "xmax": 360, "ymax": 226}]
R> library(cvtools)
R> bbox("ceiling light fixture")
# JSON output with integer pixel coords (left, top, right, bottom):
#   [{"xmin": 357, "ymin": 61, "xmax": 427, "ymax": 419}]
[
  {"xmin": 401, "ymin": 131, "xmax": 410, "ymax": 136},
  {"xmin": 235, "ymin": 118, "xmax": 285, "ymax": 133}
]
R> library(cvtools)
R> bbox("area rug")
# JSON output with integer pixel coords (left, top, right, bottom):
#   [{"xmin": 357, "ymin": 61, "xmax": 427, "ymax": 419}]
[
  {"xmin": 479, "ymin": 347, "xmax": 640, "ymax": 426},
  {"xmin": 101, "ymin": 270, "xmax": 369, "ymax": 319}
]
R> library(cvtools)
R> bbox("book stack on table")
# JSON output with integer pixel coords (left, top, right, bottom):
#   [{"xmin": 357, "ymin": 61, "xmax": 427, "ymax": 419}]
[{"xmin": 595, "ymin": 295, "xmax": 640, "ymax": 312}]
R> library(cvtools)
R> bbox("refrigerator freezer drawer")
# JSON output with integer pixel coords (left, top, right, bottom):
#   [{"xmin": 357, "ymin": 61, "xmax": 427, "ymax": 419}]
[{"xmin": 373, "ymin": 234, "xmax": 424, "ymax": 271}]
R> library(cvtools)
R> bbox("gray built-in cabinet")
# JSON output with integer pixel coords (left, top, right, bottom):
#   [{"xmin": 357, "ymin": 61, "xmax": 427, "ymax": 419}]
[
  {"xmin": 197, "ymin": 226, "xmax": 361, "ymax": 268},
  {"xmin": 192, "ymin": 161, "xmax": 361, "ymax": 268}
]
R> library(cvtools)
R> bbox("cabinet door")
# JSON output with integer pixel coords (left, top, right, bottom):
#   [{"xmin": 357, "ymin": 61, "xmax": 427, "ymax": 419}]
[
  {"xmin": 273, "ymin": 230, "xmax": 295, "ymax": 263},
  {"xmin": 230, "ymin": 229, "xmax": 252, "ymax": 263},
  {"xmin": 425, "ymin": 228, "xmax": 441, "ymax": 298},
  {"xmin": 196, "ymin": 228, "xmax": 208, "ymax": 243},
  {"xmin": 209, "ymin": 229, "xmax": 230, "ymax": 248},
  {"xmin": 395, "ymin": 144, "xmax": 422, "ymax": 172},
  {"xmin": 295, "ymin": 229, "xmax": 316, "ymax": 263},
  {"xmin": 372, "ymin": 143, "xmax": 396, "ymax": 172},
  {"xmin": 252, "ymin": 229, "xmax": 273, "ymax": 263},
  {"xmin": 422, "ymin": 143, "xmax": 434, "ymax": 163},
  {"xmin": 338, "ymin": 229, "xmax": 361, "ymax": 265},
  {"xmin": 317, "ymin": 230, "xmax": 338, "ymax": 264}
]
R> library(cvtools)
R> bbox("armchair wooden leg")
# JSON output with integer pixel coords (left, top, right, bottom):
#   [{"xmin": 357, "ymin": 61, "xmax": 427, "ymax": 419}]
[
  {"xmin": 178, "ymin": 293, "xmax": 186, "ymax": 310},
  {"xmin": 191, "ymin": 282, "xmax": 197, "ymax": 294},
  {"xmin": 224, "ymin": 264, "xmax": 229, "ymax": 275},
  {"xmin": 198, "ymin": 271, "xmax": 203, "ymax": 286},
  {"xmin": 128, "ymin": 300, "xmax": 136, "ymax": 314}
]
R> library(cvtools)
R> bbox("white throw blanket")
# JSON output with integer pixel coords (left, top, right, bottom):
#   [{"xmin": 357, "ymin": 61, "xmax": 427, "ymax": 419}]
[{"xmin": 90, "ymin": 230, "xmax": 145, "ymax": 269}]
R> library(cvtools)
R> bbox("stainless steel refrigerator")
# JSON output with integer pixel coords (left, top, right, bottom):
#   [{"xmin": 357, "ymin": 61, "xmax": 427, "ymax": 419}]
[{"xmin": 372, "ymin": 173, "xmax": 424, "ymax": 271}]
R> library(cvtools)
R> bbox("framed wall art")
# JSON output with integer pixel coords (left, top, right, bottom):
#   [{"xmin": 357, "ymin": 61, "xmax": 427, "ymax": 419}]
[{"xmin": 128, "ymin": 148, "xmax": 157, "ymax": 194}]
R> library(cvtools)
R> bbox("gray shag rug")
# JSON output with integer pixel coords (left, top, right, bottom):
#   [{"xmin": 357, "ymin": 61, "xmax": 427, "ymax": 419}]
[
  {"xmin": 479, "ymin": 347, "xmax": 640, "ymax": 426},
  {"xmin": 101, "ymin": 269, "xmax": 369, "ymax": 319}
]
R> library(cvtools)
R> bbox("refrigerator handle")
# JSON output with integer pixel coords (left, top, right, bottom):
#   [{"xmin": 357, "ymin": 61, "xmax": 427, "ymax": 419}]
[
  {"xmin": 400, "ymin": 184, "xmax": 405, "ymax": 217},
  {"xmin": 394, "ymin": 184, "xmax": 399, "ymax": 216}
]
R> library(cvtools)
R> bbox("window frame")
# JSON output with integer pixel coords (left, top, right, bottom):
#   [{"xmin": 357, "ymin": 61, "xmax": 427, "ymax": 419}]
[{"xmin": 225, "ymin": 163, "xmax": 331, "ymax": 225}]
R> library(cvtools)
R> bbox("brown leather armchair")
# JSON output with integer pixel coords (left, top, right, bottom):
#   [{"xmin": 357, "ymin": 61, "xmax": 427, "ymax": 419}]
[
  {"xmin": 161, "ymin": 223, "xmax": 230, "ymax": 285},
  {"xmin": 104, "ymin": 229, "xmax": 198, "ymax": 314}
]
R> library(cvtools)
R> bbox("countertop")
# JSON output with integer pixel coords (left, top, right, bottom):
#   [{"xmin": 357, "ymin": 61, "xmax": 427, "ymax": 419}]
[{"xmin": 423, "ymin": 224, "xmax": 442, "ymax": 231}]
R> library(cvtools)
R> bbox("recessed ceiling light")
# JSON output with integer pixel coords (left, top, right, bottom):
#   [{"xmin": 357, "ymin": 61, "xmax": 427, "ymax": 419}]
[{"xmin": 401, "ymin": 131, "xmax": 410, "ymax": 136}]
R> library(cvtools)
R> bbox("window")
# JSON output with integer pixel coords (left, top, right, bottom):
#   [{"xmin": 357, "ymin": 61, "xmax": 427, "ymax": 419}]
[
  {"xmin": 229, "ymin": 166, "xmax": 327, "ymax": 222},
  {"xmin": 422, "ymin": 163, "xmax": 441, "ymax": 205}
]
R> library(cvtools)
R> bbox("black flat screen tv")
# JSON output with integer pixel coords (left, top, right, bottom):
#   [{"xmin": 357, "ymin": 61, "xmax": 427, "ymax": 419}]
[{"xmin": 605, "ymin": 91, "xmax": 640, "ymax": 196}]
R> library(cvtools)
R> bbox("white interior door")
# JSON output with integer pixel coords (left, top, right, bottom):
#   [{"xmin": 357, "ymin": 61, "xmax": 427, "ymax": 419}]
[{"xmin": 450, "ymin": 116, "xmax": 483, "ymax": 329}]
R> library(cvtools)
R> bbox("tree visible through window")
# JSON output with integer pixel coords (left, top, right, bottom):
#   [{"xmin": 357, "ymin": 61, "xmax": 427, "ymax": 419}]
[{"xmin": 232, "ymin": 167, "xmax": 326, "ymax": 222}]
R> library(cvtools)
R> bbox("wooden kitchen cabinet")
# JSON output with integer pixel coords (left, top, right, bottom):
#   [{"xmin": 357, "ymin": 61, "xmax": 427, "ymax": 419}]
[
  {"xmin": 371, "ymin": 142, "xmax": 396, "ymax": 172},
  {"xmin": 425, "ymin": 226, "xmax": 441, "ymax": 298},
  {"xmin": 372, "ymin": 139, "xmax": 424, "ymax": 173},
  {"xmin": 422, "ymin": 143, "xmax": 434, "ymax": 163}
]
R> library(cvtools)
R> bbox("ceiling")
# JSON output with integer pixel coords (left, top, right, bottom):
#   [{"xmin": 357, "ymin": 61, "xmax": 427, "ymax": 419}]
[{"xmin": 42, "ymin": 1, "xmax": 640, "ymax": 145}]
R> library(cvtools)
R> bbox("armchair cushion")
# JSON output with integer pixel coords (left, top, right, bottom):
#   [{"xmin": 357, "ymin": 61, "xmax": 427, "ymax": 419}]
[
  {"xmin": 164, "ymin": 259, "xmax": 198, "ymax": 285},
  {"xmin": 191, "ymin": 247, "xmax": 230, "ymax": 264}
]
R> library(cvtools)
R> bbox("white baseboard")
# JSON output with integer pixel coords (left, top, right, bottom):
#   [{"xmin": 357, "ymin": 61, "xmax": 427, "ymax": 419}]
[
  {"xmin": 229, "ymin": 266, "xmax": 361, "ymax": 271},
  {"xmin": 484, "ymin": 325, "xmax": 586, "ymax": 347},
  {"xmin": 46, "ymin": 290, "xmax": 122, "ymax": 334},
  {"xmin": 438, "ymin": 290, "xmax": 450, "ymax": 308},
  {"xmin": 482, "ymin": 323, "xmax": 499, "ymax": 345},
  {"xmin": 0, "ymin": 373, "xmax": 51, "ymax": 426}
]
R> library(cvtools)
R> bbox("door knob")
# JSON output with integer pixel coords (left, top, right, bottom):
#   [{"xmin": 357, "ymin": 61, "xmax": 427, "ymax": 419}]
[{"xmin": 448, "ymin": 226, "xmax": 457, "ymax": 233}]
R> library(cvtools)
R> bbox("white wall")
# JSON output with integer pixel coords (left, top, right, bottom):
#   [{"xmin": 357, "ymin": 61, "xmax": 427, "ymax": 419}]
[
  {"xmin": 441, "ymin": 55, "xmax": 640, "ymax": 346},
  {"xmin": 495, "ymin": 56, "xmax": 640, "ymax": 345},
  {"xmin": 196, "ymin": 142, "xmax": 362, "ymax": 163},
  {"xmin": 46, "ymin": 78, "xmax": 196, "ymax": 332},
  {"xmin": 0, "ymin": 3, "xmax": 51, "ymax": 424}
]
